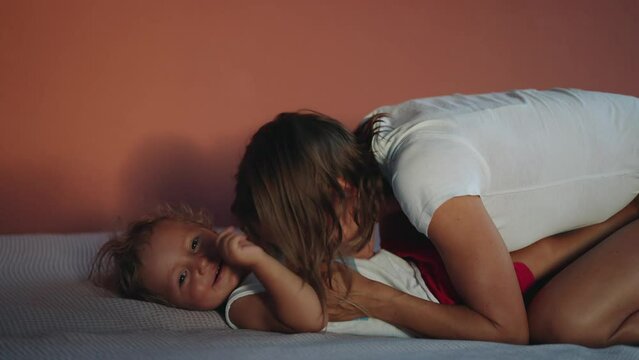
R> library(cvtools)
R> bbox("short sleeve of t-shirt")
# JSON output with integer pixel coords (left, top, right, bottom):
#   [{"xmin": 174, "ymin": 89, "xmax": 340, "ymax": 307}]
[
  {"xmin": 381, "ymin": 122, "xmax": 490, "ymax": 237},
  {"xmin": 388, "ymin": 130, "xmax": 489, "ymax": 235}
]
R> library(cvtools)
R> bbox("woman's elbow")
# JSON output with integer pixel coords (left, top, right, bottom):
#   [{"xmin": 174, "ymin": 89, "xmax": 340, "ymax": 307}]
[
  {"xmin": 307, "ymin": 322, "xmax": 327, "ymax": 333},
  {"xmin": 303, "ymin": 318, "xmax": 327, "ymax": 333},
  {"xmin": 477, "ymin": 309, "xmax": 529, "ymax": 344},
  {"xmin": 484, "ymin": 299, "xmax": 530, "ymax": 344},
  {"xmin": 494, "ymin": 318, "xmax": 529, "ymax": 345},
  {"xmin": 500, "ymin": 326, "xmax": 529, "ymax": 345},
  {"xmin": 288, "ymin": 315, "xmax": 327, "ymax": 333}
]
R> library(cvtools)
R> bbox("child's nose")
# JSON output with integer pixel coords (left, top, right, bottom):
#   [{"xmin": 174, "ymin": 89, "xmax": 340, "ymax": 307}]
[{"xmin": 196, "ymin": 255, "xmax": 209, "ymax": 275}]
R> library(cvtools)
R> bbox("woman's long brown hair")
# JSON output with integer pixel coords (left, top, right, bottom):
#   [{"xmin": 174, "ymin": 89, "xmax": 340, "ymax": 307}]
[{"xmin": 232, "ymin": 111, "xmax": 388, "ymax": 310}]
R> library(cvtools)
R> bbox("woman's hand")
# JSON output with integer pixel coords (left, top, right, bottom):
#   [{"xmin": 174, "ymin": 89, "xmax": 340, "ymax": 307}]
[{"xmin": 324, "ymin": 263, "xmax": 390, "ymax": 322}]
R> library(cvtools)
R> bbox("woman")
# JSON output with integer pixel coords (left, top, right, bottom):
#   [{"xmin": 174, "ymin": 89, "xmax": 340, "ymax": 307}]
[{"xmin": 232, "ymin": 88, "xmax": 639, "ymax": 346}]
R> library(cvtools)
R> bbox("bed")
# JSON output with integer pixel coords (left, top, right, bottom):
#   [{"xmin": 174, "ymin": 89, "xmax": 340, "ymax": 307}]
[{"xmin": 1, "ymin": 232, "xmax": 636, "ymax": 359}]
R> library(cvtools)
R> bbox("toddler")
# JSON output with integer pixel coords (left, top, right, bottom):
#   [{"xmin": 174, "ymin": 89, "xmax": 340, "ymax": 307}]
[{"xmin": 90, "ymin": 204, "xmax": 325, "ymax": 333}]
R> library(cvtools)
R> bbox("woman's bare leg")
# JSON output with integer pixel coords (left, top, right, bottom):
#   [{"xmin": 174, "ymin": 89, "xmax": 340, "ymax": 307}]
[
  {"xmin": 511, "ymin": 197, "xmax": 639, "ymax": 280},
  {"xmin": 527, "ymin": 219, "xmax": 639, "ymax": 347}
]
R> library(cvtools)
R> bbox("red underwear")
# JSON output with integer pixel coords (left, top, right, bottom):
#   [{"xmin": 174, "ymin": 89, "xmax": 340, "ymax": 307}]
[{"xmin": 380, "ymin": 212, "xmax": 535, "ymax": 305}]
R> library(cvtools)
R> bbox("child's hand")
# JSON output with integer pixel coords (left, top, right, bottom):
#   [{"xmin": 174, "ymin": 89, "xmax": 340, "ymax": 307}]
[{"xmin": 216, "ymin": 227, "xmax": 265, "ymax": 269}]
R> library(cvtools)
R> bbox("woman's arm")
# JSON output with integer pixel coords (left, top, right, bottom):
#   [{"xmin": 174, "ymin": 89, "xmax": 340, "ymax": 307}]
[
  {"xmin": 422, "ymin": 195, "xmax": 528, "ymax": 343},
  {"xmin": 329, "ymin": 196, "xmax": 528, "ymax": 343},
  {"xmin": 220, "ymin": 230, "xmax": 326, "ymax": 333}
]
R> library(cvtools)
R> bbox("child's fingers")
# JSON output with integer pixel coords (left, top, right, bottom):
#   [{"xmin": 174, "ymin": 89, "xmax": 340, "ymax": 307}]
[
  {"xmin": 216, "ymin": 227, "xmax": 244, "ymax": 246},
  {"xmin": 216, "ymin": 228, "xmax": 254, "ymax": 263},
  {"xmin": 219, "ymin": 227, "xmax": 249, "ymax": 239},
  {"xmin": 217, "ymin": 226, "xmax": 236, "ymax": 239},
  {"xmin": 214, "ymin": 230, "xmax": 234, "ymax": 259},
  {"xmin": 234, "ymin": 236, "xmax": 256, "ymax": 248}
]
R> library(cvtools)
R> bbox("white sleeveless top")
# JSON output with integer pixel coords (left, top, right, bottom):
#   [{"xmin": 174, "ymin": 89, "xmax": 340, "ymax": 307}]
[{"xmin": 225, "ymin": 249, "xmax": 439, "ymax": 338}]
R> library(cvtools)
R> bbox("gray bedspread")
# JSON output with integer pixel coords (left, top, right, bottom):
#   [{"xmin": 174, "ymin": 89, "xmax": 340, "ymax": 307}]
[{"xmin": 0, "ymin": 233, "xmax": 636, "ymax": 359}]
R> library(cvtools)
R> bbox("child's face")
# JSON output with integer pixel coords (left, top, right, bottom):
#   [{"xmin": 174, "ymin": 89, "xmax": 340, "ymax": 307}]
[{"xmin": 138, "ymin": 220, "xmax": 246, "ymax": 310}]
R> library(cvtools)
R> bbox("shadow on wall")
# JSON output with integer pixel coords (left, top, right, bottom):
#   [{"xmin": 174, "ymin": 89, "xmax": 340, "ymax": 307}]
[
  {"xmin": 120, "ymin": 135, "xmax": 240, "ymax": 227},
  {"xmin": 0, "ymin": 166, "xmax": 109, "ymax": 234}
]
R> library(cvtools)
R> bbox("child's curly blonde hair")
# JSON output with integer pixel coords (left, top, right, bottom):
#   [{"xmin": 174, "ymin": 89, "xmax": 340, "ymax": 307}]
[{"xmin": 89, "ymin": 204, "xmax": 213, "ymax": 306}]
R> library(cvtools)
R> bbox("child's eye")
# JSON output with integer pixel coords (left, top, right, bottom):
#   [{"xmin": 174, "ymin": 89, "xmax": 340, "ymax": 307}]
[
  {"xmin": 178, "ymin": 271, "xmax": 187, "ymax": 286},
  {"xmin": 191, "ymin": 236, "xmax": 200, "ymax": 252}
]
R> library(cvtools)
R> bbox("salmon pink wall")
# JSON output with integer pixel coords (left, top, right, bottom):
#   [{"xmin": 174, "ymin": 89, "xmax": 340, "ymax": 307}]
[{"xmin": 1, "ymin": 0, "xmax": 638, "ymax": 234}]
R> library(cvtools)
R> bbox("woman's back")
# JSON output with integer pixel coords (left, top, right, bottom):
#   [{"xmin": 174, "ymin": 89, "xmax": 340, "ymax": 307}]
[{"xmin": 370, "ymin": 89, "xmax": 639, "ymax": 250}]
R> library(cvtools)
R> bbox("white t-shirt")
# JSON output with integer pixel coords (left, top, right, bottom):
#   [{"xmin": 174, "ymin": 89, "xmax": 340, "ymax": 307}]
[
  {"xmin": 224, "ymin": 249, "xmax": 439, "ymax": 338},
  {"xmin": 368, "ymin": 89, "xmax": 639, "ymax": 251}
]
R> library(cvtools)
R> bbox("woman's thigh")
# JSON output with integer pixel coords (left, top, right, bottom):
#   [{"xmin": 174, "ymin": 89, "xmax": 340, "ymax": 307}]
[{"xmin": 527, "ymin": 219, "xmax": 639, "ymax": 347}]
